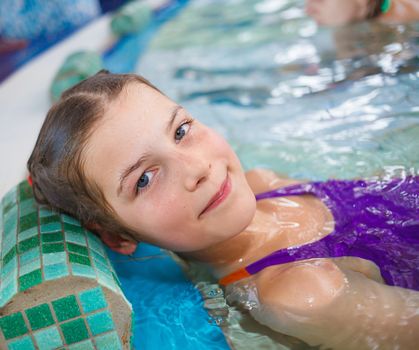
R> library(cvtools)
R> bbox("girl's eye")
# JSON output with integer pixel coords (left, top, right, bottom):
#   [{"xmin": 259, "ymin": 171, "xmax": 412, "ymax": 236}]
[
  {"xmin": 136, "ymin": 171, "xmax": 154, "ymax": 193},
  {"xmin": 175, "ymin": 120, "xmax": 192, "ymax": 142}
]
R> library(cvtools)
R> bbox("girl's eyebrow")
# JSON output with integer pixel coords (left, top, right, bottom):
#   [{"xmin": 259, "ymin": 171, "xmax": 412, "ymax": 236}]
[
  {"xmin": 117, "ymin": 154, "xmax": 149, "ymax": 196},
  {"xmin": 166, "ymin": 105, "xmax": 183, "ymax": 133},
  {"xmin": 116, "ymin": 105, "xmax": 183, "ymax": 196}
]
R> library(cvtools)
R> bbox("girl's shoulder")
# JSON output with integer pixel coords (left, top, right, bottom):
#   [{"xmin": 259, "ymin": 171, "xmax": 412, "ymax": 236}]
[
  {"xmin": 253, "ymin": 259, "xmax": 345, "ymax": 312},
  {"xmin": 245, "ymin": 168, "xmax": 302, "ymax": 194}
]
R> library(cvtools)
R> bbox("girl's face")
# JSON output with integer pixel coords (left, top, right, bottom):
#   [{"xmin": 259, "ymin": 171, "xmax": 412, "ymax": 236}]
[{"xmin": 83, "ymin": 83, "xmax": 256, "ymax": 252}]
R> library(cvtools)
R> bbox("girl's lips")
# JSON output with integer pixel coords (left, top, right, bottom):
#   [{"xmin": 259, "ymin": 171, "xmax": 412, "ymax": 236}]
[{"xmin": 200, "ymin": 175, "xmax": 232, "ymax": 217}]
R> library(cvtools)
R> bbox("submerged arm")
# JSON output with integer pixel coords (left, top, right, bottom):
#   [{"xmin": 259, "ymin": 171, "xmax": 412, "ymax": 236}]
[{"xmin": 250, "ymin": 259, "xmax": 419, "ymax": 349}]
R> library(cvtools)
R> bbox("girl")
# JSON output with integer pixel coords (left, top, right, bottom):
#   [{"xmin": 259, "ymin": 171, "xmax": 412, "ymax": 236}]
[{"xmin": 28, "ymin": 71, "xmax": 419, "ymax": 349}]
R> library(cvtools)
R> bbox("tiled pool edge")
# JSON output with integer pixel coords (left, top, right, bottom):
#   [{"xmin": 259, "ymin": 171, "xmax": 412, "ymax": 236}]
[{"xmin": 0, "ymin": 181, "xmax": 132, "ymax": 349}]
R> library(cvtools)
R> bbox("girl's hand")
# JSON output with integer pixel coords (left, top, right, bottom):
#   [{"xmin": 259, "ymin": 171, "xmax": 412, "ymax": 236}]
[{"xmin": 305, "ymin": 0, "xmax": 369, "ymax": 26}]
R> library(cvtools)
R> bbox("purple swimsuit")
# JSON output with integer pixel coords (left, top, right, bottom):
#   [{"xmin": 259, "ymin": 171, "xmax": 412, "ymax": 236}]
[{"xmin": 221, "ymin": 177, "xmax": 419, "ymax": 291}]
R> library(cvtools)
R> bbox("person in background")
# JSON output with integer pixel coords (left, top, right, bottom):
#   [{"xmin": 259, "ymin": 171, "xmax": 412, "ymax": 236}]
[{"xmin": 305, "ymin": 0, "xmax": 419, "ymax": 26}]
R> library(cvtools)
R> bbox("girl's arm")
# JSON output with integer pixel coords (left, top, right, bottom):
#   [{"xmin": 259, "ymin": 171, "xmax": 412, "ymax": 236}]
[
  {"xmin": 306, "ymin": 0, "xmax": 419, "ymax": 26},
  {"xmin": 249, "ymin": 259, "xmax": 419, "ymax": 349}
]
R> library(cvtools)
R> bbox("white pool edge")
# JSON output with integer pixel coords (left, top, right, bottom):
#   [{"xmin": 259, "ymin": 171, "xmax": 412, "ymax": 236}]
[{"xmin": 0, "ymin": 15, "xmax": 113, "ymax": 198}]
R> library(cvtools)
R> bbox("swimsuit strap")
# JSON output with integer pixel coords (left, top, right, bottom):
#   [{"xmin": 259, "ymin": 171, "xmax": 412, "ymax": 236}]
[{"xmin": 219, "ymin": 237, "xmax": 341, "ymax": 285}]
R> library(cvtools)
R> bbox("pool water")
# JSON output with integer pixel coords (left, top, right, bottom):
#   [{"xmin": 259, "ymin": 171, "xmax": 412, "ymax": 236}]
[
  {"xmin": 138, "ymin": 0, "xmax": 419, "ymax": 181},
  {"xmin": 120, "ymin": 0, "xmax": 418, "ymax": 348}
]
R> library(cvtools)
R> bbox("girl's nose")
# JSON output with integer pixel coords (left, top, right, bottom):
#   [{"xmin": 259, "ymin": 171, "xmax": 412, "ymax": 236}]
[{"xmin": 183, "ymin": 155, "xmax": 212, "ymax": 192}]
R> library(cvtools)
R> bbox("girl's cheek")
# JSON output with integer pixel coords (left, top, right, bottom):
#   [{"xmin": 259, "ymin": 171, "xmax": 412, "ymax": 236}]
[
  {"xmin": 206, "ymin": 129, "xmax": 231, "ymax": 153},
  {"xmin": 150, "ymin": 188, "xmax": 183, "ymax": 224}
]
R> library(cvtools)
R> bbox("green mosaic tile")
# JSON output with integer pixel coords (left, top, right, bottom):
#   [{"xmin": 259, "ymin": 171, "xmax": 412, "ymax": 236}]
[
  {"xmin": 71, "ymin": 264, "xmax": 96, "ymax": 279},
  {"xmin": 68, "ymin": 339, "xmax": 95, "ymax": 350},
  {"xmin": 7, "ymin": 335, "xmax": 35, "ymax": 350},
  {"xmin": 19, "ymin": 248, "xmax": 40, "ymax": 265},
  {"xmin": 19, "ymin": 258, "xmax": 41, "ymax": 276},
  {"xmin": 60, "ymin": 319, "xmax": 89, "ymax": 344},
  {"xmin": 67, "ymin": 243, "xmax": 88, "ymax": 256},
  {"xmin": 41, "ymin": 232, "xmax": 64, "ymax": 243},
  {"xmin": 18, "ymin": 236, "xmax": 40, "ymax": 254},
  {"xmin": 52, "ymin": 295, "xmax": 81, "ymax": 322},
  {"xmin": 19, "ymin": 181, "xmax": 33, "ymax": 201},
  {"xmin": 94, "ymin": 260, "xmax": 111, "ymax": 275},
  {"xmin": 40, "ymin": 222, "xmax": 62, "ymax": 233},
  {"xmin": 97, "ymin": 272, "xmax": 117, "ymax": 292},
  {"xmin": 1, "ymin": 281, "xmax": 17, "ymax": 307},
  {"xmin": 2, "ymin": 186, "xmax": 17, "ymax": 204},
  {"xmin": 40, "ymin": 215, "xmax": 61, "ymax": 225},
  {"xmin": 44, "ymin": 263, "xmax": 69, "ymax": 281},
  {"xmin": 2, "ymin": 235, "xmax": 17, "ymax": 258},
  {"xmin": 86, "ymin": 233, "xmax": 105, "ymax": 255},
  {"xmin": 65, "ymin": 231, "xmax": 87, "ymax": 245},
  {"xmin": 63, "ymin": 223, "xmax": 84, "ymax": 234},
  {"xmin": 94, "ymin": 331, "xmax": 122, "ymax": 350},
  {"xmin": 61, "ymin": 214, "xmax": 82, "ymax": 226},
  {"xmin": 19, "ymin": 269, "xmax": 42, "ymax": 292},
  {"xmin": 18, "ymin": 226, "xmax": 38, "ymax": 242},
  {"xmin": 26, "ymin": 304, "xmax": 54, "ymax": 330},
  {"xmin": 19, "ymin": 212, "xmax": 38, "ymax": 233},
  {"xmin": 69, "ymin": 253, "xmax": 91, "ymax": 266},
  {"xmin": 33, "ymin": 326, "xmax": 63, "ymax": 349},
  {"xmin": 1, "ymin": 257, "xmax": 17, "ymax": 278},
  {"xmin": 79, "ymin": 287, "xmax": 107, "ymax": 313},
  {"xmin": 2, "ymin": 267, "xmax": 17, "ymax": 286},
  {"xmin": 86, "ymin": 310, "xmax": 114, "ymax": 336},
  {"xmin": 2, "ymin": 201, "xmax": 15, "ymax": 216},
  {"xmin": 3, "ymin": 246, "xmax": 17, "ymax": 266},
  {"xmin": 42, "ymin": 242, "xmax": 64, "ymax": 253},
  {"xmin": 3, "ymin": 216, "xmax": 17, "ymax": 237},
  {"xmin": 38, "ymin": 207, "xmax": 56, "ymax": 217},
  {"xmin": 94, "ymin": 260, "xmax": 112, "ymax": 277},
  {"xmin": 112, "ymin": 272, "xmax": 122, "ymax": 289},
  {"xmin": 0, "ymin": 312, "xmax": 28, "ymax": 340},
  {"xmin": 3, "ymin": 205, "xmax": 18, "ymax": 224},
  {"xmin": 19, "ymin": 198, "xmax": 37, "ymax": 217},
  {"xmin": 96, "ymin": 267, "xmax": 113, "ymax": 279},
  {"xmin": 43, "ymin": 251, "xmax": 66, "ymax": 266},
  {"xmin": 91, "ymin": 251, "xmax": 108, "ymax": 266}
]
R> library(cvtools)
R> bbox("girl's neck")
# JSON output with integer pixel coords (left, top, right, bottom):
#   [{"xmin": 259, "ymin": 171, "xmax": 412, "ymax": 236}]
[
  {"xmin": 181, "ymin": 208, "xmax": 267, "ymax": 276},
  {"xmin": 182, "ymin": 228, "xmax": 254, "ymax": 268}
]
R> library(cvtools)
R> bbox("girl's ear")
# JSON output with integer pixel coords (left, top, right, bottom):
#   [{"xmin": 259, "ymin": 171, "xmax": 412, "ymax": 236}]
[{"xmin": 86, "ymin": 223, "xmax": 138, "ymax": 255}]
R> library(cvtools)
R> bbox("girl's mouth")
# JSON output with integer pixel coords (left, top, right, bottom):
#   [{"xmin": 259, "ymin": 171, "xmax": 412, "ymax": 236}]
[{"xmin": 200, "ymin": 174, "xmax": 232, "ymax": 217}]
